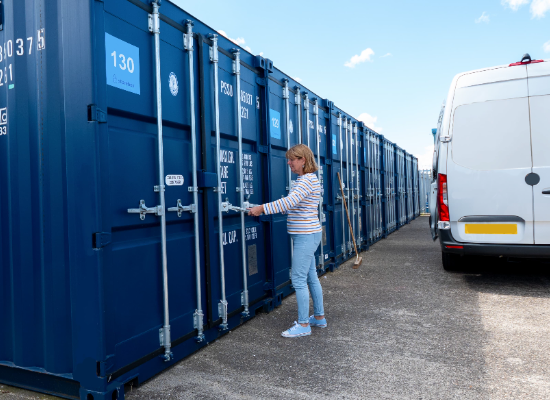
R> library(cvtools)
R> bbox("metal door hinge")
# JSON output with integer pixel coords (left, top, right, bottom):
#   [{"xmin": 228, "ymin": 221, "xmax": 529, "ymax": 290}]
[
  {"xmin": 88, "ymin": 105, "xmax": 107, "ymax": 123},
  {"xmin": 256, "ymin": 77, "xmax": 266, "ymax": 87},
  {"xmin": 325, "ymin": 159, "xmax": 332, "ymax": 165},
  {"xmin": 92, "ymin": 232, "xmax": 112, "ymax": 249}
]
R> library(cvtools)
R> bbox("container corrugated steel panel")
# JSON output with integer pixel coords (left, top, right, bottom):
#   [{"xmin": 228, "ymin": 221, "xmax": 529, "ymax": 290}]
[{"xmin": 0, "ymin": 1, "xmax": 422, "ymax": 398}]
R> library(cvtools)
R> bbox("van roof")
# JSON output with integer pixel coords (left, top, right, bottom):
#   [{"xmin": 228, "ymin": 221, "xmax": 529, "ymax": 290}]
[{"xmin": 451, "ymin": 58, "xmax": 549, "ymax": 82}]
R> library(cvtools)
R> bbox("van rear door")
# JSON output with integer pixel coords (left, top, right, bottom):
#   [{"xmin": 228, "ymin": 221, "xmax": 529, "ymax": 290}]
[
  {"xmin": 447, "ymin": 67, "xmax": 534, "ymax": 244},
  {"xmin": 528, "ymin": 61, "xmax": 550, "ymax": 244}
]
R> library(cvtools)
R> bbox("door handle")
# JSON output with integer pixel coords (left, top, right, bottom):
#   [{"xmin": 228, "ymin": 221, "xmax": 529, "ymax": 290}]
[{"xmin": 543, "ymin": 190, "xmax": 550, "ymax": 195}]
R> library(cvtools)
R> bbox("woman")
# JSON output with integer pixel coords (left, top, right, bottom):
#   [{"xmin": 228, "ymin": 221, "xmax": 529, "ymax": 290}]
[{"xmin": 248, "ymin": 144, "xmax": 327, "ymax": 338}]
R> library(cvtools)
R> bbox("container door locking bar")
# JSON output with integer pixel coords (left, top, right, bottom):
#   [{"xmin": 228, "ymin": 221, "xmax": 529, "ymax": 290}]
[
  {"xmin": 313, "ymin": 99, "xmax": 325, "ymax": 268},
  {"xmin": 283, "ymin": 79, "xmax": 294, "ymax": 277},
  {"xmin": 208, "ymin": 33, "xmax": 229, "ymax": 330},
  {"xmin": 231, "ymin": 49, "xmax": 252, "ymax": 317},
  {"xmin": 338, "ymin": 114, "xmax": 346, "ymax": 255},
  {"xmin": 146, "ymin": 0, "xmax": 172, "ymax": 361},
  {"xmin": 180, "ymin": 20, "xmax": 205, "ymax": 341}
]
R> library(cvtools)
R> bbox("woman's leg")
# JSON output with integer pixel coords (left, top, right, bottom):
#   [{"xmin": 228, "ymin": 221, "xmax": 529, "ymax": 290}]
[
  {"xmin": 307, "ymin": 232, "xmax": 324, "ymax": 318},
  {"xmin": 291, "ymin": 234, "xmax": 316, "ymax": 325}
]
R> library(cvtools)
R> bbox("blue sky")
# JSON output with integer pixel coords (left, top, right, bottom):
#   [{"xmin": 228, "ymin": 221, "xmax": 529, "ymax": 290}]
[{"xmin": 171, "ymin": 0, "xmax": 550, "ymax": 168}]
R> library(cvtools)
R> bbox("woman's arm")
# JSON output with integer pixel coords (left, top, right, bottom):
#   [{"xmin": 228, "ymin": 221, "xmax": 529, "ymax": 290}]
[{"xmin": 261, "ymin": 176, "xmax": 314, "ymax": 215}]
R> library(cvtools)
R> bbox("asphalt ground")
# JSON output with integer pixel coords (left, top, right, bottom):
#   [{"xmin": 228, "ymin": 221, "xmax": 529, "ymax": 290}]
[{"xmin": 3, "ymin": 216, "xmax": 550, "ymax": 399}]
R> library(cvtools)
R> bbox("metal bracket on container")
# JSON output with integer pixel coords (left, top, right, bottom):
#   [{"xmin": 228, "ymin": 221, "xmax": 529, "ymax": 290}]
[
  {"xmin": 294, "ymin": 87, "xmax": 301, "ymax": 105},
  {"xmin": 218, "ymin": 300, "xmax": 228, "ymax": 330},
  {"xmin": 207, "ymin": 34, "xmax": 218, "ymax": 62},
  {"xmin": 231, "ymin": 49, "xmax": 240, "ymax": 75},
  {"xmin": 303, "ymin": 93, "xmax": 309, "ymax": 110},
  {"xmin": 148, "ymin": 12, "xmax": 160, "ymax": 34},
  {"xmin": 440, "ymin": 135, "xmax": 451, "ymax": 143},
  {"xmin": 193, "ymin": 309, "xmax": 204, "ymax": 331},
  {"xmin": 282, "ymin": 79, "xmax": 289, "ymax": 99},
  {"xmin": 159, "ymin": 326, "xmax": 171, "ymax": 347},
  {"xmin": 241, "ymin": 290, "xmax": 250, "ymax": 317},
  {"xmin": 128, "ymin": 200, "xmax": 163, "ymax": 220},
  {"xmin": 321, "ymin": 213, "xmax": 326, "ymax": 223},
  {"xmin": 167, "ymin": 199, "xmax": 196, "ymax": 217},
  {"xmin": 183, "ymin": 20, "xmax": 194, "ymax": 51},
  {"xmin": 154, "ymin": 185, "xmax": 165, "ymax": 192}
]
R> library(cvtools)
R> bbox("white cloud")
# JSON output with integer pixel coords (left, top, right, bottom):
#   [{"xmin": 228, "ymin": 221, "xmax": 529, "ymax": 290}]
[
  {"xmin": 381, "ymin": 53, "xmax": 392, "ymax": 58},
  {"xmin": 475, "ymin": 11, "xmax": 490, "ymax": 23},
  {"xmin": 217, "ymin": 30, "xmax": 252, "ymax": 53},
  {"xmin": 259, "ymin": 52, "xmax": 264, "ymax": 57},
  {"xmin": 292, "ymin": 77, "xmax": 302, "ymax": 83},
  {"xmin": 344, "ymin": 48, "xmax": 375, "ymax": 68},
  {"xmin": 501, "ymin": 0, "xmax": 530, "ymax": 11},
  {"xmin": 543, "ymin": 40, "xmax": 550, "ymax": 52},
  {"xmin": 501, "ymin": 0, "xmax": 550, "ymax": 17},
  {"xmin": 531, "ymin": 0, "xmax": 550, "ymax": 18},
  {"xmin": 415, "ymin": 145, "xmax": 435, "ymax": 170},
  {"xmin": 357, "ymin": 113, "xmax": 382, "ymax": 132}
]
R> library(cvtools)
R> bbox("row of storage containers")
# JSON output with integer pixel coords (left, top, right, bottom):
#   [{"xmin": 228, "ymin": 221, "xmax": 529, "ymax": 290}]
[
  {"xmin": 419, "ymin": 170, "xmax": 433, "ymax": 214},
  {"xmin": 0, "ymin": 1, "xmax": 421, "ymax": 399}
]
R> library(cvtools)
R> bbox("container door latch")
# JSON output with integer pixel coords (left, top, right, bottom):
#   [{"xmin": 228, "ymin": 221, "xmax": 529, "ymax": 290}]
[{"xmin": 127, "ymin": 200, "xmax": 164, "ymax": 220}]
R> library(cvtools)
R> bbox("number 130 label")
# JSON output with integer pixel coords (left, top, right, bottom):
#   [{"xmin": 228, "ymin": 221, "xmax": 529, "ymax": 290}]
[{"xmin": 105, "ymin": 33, "xmax": 140, "ymax": 95}]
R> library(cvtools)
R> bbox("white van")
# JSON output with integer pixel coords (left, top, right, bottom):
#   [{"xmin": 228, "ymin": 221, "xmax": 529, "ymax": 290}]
[{"xmin": 430, "ymin": 54, "xmax": 550, "ymax": 270}]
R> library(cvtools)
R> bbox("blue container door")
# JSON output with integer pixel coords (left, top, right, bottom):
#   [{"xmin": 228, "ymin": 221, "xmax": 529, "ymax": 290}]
[
  {"xmin": 199, "ymin": 38, "xmax": 268, "ymax": 326},
  {"xmin": 315, "ymin": 107, "xmax": 331, "ymax": 268},
  {"xmin": 0, "ymin": 0, "xmax": 75, "ymax": 377},
  {"xmin": 266, "ymin": 80, "xmax": 297, "ymax": 291},
  {"xmin": 330, "ymin": 114, "xmax": 346, "ymax": 262},
  {"xmin": 359, "ymin": 129, "xmax": 368, "ymax": 250},
  {"xmin": 100, "ymin": 4, "xmax": 207, "ymax": 372},
  {"xmin": 373, "ymin": 134, "xmax": 384, "ymax": 242},
  {"xmin": 349, "ymin": 122, "xmax": 361, "ymax": 251}
]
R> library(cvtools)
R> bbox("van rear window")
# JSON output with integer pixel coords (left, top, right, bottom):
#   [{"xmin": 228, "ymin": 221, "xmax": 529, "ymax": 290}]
[{"xmin": 451, "ymin": 98, "xmax": 532, "ymax": 170}]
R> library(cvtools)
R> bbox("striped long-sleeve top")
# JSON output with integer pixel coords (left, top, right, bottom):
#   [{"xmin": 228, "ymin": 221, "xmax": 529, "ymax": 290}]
[{"xmin": 263, "ymin": 173, "xmax": 322, "ymax": 234}]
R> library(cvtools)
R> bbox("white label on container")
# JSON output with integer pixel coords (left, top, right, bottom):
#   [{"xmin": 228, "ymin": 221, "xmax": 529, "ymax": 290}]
[{"xmin": 165, "ymin": 175, "xmax": 184, "ymax": 186}]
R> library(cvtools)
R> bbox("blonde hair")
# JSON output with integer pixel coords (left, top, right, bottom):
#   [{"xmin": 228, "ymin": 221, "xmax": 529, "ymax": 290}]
[{"xmin": 286, "ymin": 144, "xmax": 318, "ymax": 174}]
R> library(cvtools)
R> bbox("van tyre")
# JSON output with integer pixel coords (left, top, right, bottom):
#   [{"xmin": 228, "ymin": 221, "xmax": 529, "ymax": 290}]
[{"xmin": 442, "ymin": 252, "xmax": 462, "ymax": 271}]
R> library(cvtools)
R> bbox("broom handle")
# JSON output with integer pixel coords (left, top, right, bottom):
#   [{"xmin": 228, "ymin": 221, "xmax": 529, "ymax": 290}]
[{"xmin": 337, "ymin": 172, "xmax": 359, "ymax": 258}]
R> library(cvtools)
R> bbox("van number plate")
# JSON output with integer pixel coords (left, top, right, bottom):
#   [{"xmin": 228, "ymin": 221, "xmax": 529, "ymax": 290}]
[{"xmin": 465, "ymin": 224, "xmax": 517, "ymax": 235}]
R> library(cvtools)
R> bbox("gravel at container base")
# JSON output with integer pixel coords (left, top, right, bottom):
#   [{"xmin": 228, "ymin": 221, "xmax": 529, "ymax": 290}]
[{"xmin": 5, "ymin": 217, "xmax": 550, "ymax": 399}]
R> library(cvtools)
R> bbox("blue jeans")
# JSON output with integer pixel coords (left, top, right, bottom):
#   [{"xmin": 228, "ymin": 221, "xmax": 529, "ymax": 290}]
[{"xmin": 290, "ymin": 232, "xmax": 324, "ymax": 324}]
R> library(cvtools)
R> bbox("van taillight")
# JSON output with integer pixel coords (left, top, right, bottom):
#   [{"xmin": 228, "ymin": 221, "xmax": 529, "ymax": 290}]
[
  {"xmin": 438, "ymin": 173, "xmax": 449, "ymax": 222},
  {"xmin": 509, "ymin": 60, "xmax": 543, "ymax": 66},
  {"xmin": 509, "ymin": 54, "xmax": 543, "ymax": 66}
]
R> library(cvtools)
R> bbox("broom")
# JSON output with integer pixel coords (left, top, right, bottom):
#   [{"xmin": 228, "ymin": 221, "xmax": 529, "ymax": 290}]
[{"xmin": 337, "ymin": 172, "xmax": 363, "ymax": 269}]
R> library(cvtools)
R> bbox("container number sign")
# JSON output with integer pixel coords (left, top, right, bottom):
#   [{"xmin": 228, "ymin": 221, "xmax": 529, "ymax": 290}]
[
  {"xmin": 269, "ymin": 109, "xmax": 281, "ymax": 140},
  {"xmin": 105, "ymin": 33, "xmax": 140, "ymax": 95}
]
